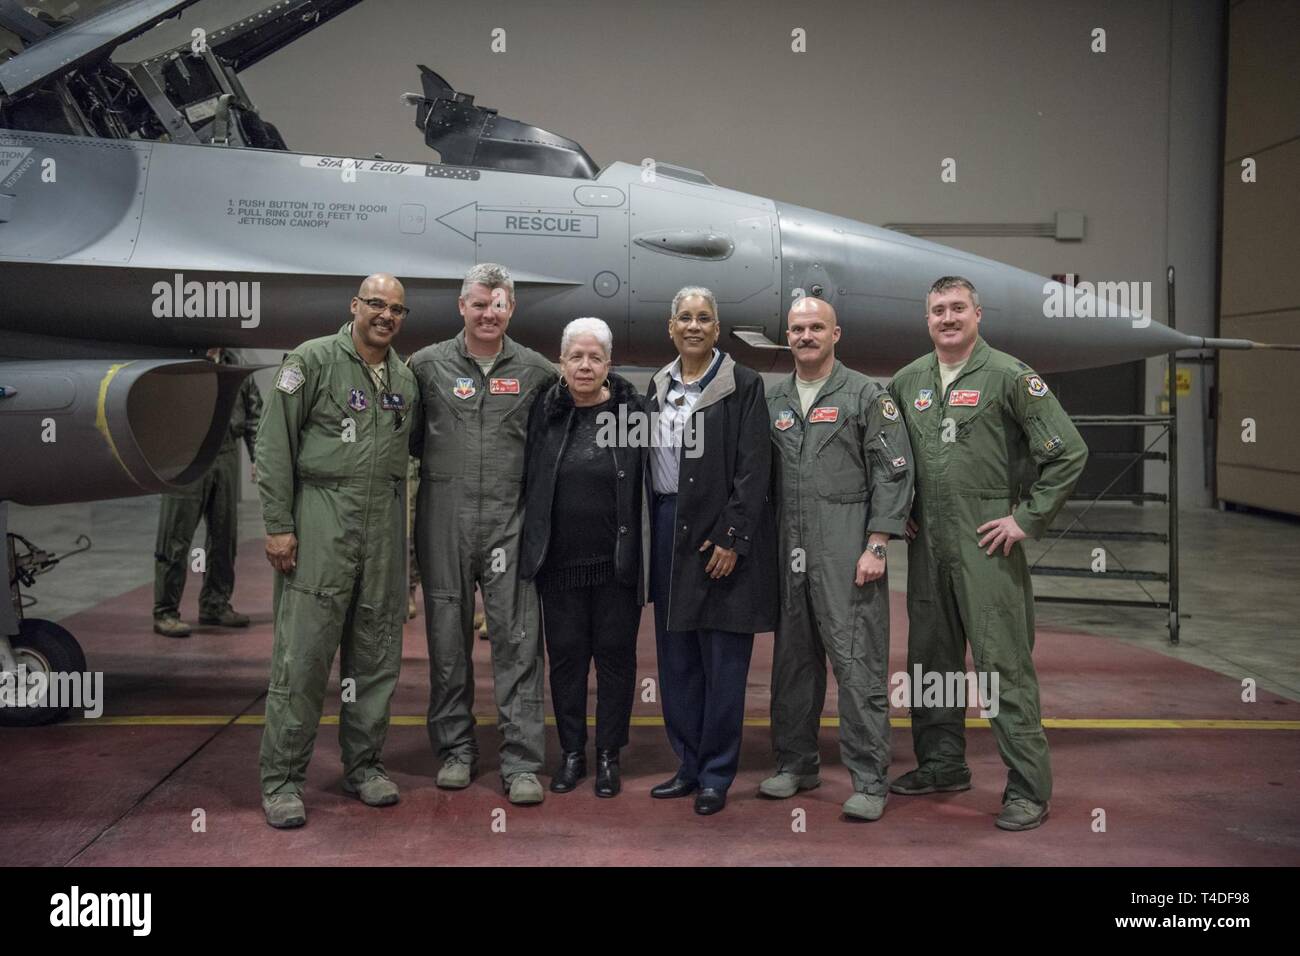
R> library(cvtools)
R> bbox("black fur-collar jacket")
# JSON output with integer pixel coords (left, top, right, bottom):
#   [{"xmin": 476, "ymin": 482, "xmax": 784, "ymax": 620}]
[{"xmin": 520, "ymin": 372, "xmax": 648, "ymax": 601}]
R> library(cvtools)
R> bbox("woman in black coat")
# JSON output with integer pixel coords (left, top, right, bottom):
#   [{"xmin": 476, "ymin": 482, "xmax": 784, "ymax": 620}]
[
  {"xmin": 645, "ymin": 286, "xmax": 777, "ymax": 815},
  {"xmin": 520, "ymin": 317, "xmax": 646, "ymax": 797}
]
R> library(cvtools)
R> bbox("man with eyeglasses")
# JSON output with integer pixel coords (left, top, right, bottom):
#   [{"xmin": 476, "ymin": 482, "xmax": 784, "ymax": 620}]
[
  {"xmin": 407, "ymin": 263, "xmax": 558, "ymax": 805},
  {"xmin": 255, "ymin": 273, "xmax": 421, "ymax": 829}
]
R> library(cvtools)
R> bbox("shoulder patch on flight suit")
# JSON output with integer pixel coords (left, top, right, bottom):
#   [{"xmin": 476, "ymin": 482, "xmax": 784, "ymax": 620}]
[
  {"xmin": 808, "ymin": 406, "xmax": 839, "ymax": 423},
  {"xmin": 774, "ymin": 409, "xmax": 795, "ymax": 431},
  {"xmin": 453, "ymin": 377, "xmax": 476, "ymax": 399},
  {"xmin": 880, "ymin": 397, "xmax": 900, "ymax": 421},
  {"xmin": 891, "ymin": 456, "xmax": 907, "ymax": 468},
  {"xmin": 1025, "ymin": 374, "xmax": 1049, "ymax": 398},
  {"xmin": 275, "ymin": 365, "xmax": 305, "ymax": 394},
  {"xmin": 1043, "ymin": 435, "xmax": 1062, "ymax": 454}
]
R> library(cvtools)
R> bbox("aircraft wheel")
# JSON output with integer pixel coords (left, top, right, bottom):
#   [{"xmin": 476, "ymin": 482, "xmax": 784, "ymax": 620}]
[{"xmin": 0, "ymin": 619, "xmax": 88, "ymax": 727}]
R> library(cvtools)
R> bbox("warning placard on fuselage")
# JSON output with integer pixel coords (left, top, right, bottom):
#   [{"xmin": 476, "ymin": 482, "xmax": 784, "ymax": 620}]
[{"xmin": 478, "ymin": 209, "xmax": 598, "ymax": 238}]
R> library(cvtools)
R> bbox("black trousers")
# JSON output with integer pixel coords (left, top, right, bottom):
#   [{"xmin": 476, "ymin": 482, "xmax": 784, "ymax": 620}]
[{"xmin": 540, "ymin": 580, "xmax": 640, "ymax": 752}]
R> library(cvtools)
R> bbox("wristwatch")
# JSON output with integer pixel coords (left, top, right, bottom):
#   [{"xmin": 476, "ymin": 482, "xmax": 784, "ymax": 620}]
[{"xmin": 866, "ymin": 542, "xmax": 888, "ymax": 560}]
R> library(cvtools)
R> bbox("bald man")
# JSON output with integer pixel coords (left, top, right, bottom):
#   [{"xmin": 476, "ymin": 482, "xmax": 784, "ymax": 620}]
[
  {"xmin": 255, "ymin": 274, "xmax": 421, "ymax": 828},
  {"xmin": 759, "ymin": 298, "xmax": 914, "ymax": 820}
]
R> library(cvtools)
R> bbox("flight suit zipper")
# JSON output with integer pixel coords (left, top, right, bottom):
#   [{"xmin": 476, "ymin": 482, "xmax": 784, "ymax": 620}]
[{"xmin": 473, "ymin": 351, "xmax": 501, "ymax": 558}]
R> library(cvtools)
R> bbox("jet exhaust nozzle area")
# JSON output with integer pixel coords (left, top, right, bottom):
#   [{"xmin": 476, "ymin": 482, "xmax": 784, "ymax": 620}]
[{"xmin": 0, "ymin": 359, "xmax": 251, "ymax": 506}]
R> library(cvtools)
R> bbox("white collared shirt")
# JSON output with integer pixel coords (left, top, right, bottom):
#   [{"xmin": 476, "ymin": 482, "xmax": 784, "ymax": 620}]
[{"xmin": 651, "ymin": 349, "xmax": 719, "ymax": 494}]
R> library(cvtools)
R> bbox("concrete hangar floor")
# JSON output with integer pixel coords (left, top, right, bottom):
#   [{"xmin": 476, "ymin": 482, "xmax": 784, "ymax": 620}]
[{"xmin": 3, "ymin": 495, "xmax": 1297, "ymax": 867}]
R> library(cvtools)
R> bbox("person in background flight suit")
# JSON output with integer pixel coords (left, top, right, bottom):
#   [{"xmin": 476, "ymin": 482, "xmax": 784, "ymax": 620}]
[
  {"xmin": 256, "ymin": 273, "xmax": 419, "ymax": 829},
  {"xmin": 152, "ymin": 347, "xmax": 262, "ymax": 638},
  {"xmin": 759, "ymin": 297, "xmax": 914, "ymax": 821},
  {"xmin": 887, "ymin": 275, "xmax": 1087, "ymax": 831},
  {"xmin": 407, "ymin": 263, "xmax": 558, "ymax": 806}
]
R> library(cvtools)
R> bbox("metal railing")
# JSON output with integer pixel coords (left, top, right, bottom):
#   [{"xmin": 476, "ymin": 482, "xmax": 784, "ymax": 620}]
[{"xmin": 1029, "ymin": 268, "xmax": 1181, "ymax": 645}]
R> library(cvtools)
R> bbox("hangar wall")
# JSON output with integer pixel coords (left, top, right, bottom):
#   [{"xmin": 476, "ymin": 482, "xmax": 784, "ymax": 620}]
[{"xmin": 1214, "ymin": 0, "xmax": 1300, "ymax": 516}]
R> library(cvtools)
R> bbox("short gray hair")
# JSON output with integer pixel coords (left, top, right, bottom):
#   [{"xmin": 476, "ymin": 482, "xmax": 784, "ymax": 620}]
[
  {"xmin": 671, "ymin": 285, "xmax": 718, "ymax": 319},
  {"xmin": 927, "ymin": 275, "xmax": 980, "ymax": 308},
  {"xmin": 461, "ymin": 262, "xmax": 515, "ymax": 303},
  {"xmin": 560, "ymin": 317, "xmax": 613, "ymax": 359}
]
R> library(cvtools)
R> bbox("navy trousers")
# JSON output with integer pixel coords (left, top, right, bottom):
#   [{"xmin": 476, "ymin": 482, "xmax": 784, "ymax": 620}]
[{"xmin": 650, "ymin": 494, "xmax": 754, "ymax": 792}]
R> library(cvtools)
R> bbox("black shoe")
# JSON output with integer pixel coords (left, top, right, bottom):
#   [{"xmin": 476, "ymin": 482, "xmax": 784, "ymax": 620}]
[
  {"xmin": 650, "ymin": 776, "xmax": 698, "ymax": 799},
  {"xmin": 549, "ymin": 751, "xmax": 586, "ymax": 793},
  {"xmin": 594, "ymin": 749, "xmax": 621, "ymax": 798},
  {"xmin": 694, "ymin": 788, "xmax": 726, "ymax": 815},
  {"xmin": 888, "ymin": 766, "xmax": 972, "ymax": 796}
]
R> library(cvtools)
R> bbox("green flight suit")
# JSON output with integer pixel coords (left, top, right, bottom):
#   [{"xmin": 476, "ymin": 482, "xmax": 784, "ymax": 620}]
[
  {"xmin": 888, "ymin": 336, "xmax": 1087, "ymax": 803},
  {"xmin": 153, "ymin": 350, "xmax": 263, "ymax": 620},
  {"xmin": 407, "ymin": 331, "xmax": 558, "ymax": 778},
  {"xmin": 255, "ymin": 322, "xmax": 420, "ymax": 798},
  {"xmin": 767, "ymin": 361, "xmax": 914, "ymax": 796}
]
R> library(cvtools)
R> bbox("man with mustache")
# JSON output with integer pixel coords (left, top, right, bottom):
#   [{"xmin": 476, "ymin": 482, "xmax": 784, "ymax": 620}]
[
  {"xmin": 256, "ymin": 273, "xmax": 419, "ymax": 828},
  {"xmin": 408, "ymin": 263, "xmax": 558, "ymax": 804},
  {"xmin": 887, "ymin": 276, "xmax": 1088, "ymax": 831},
  {"xmin": 759, "ymin": 297, "xmax": 913, "ymax": 821}
]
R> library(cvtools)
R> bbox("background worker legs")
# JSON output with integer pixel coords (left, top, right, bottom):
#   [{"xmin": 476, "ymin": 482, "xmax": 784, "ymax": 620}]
[
  {"xmin": 197, "ymin": 450, "xmax": 240, "ymax": 621},
  {"xmin": 152, "ymin": 470, "xmax": 214, "ymax": 630}
]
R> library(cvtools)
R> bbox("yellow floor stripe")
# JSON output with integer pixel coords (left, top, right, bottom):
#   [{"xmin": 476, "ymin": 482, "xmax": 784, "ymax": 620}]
[{"xmin": 75, "ymin": 715, "xmax": 1300, "ymax": 730}]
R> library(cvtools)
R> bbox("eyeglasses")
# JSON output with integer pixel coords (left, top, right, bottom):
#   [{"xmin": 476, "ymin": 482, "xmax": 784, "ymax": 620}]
[
  {"xmin": 674, "ymin": 313, "xmax": 716, "ymax": 326},
  {"xmin": 357, "ymin": 297, "xmax": 410, "ymax": 318}
]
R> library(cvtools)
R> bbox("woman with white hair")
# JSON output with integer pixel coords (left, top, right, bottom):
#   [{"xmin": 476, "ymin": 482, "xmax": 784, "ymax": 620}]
[{"xmin": 520, "ymin": 317, "xmax": 647, "ymax": 797}]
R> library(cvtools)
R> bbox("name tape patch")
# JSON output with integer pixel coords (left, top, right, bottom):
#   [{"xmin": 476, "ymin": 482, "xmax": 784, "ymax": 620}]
[
  {"xmin": 808, "ymin": 406, "xmax": 839, "ymax": 424},
  {"xmin": 490, "ymin": 378, "xmax": 521, "ymax": 395},
  {"xmin": 948, "ymin": 389, "xmax": 980, "ymax": 407}
]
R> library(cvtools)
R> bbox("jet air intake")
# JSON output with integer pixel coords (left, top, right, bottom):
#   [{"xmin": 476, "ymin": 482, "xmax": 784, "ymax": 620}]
[{"xmin": 0, "ymin": 359, "xmax": 253, "ymax": 506}]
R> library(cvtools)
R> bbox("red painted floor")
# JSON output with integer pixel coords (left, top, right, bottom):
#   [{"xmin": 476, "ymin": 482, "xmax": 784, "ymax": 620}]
[{"xmin": 3, "ymin": 544, "xmax": 1297, "ymax": 866}]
